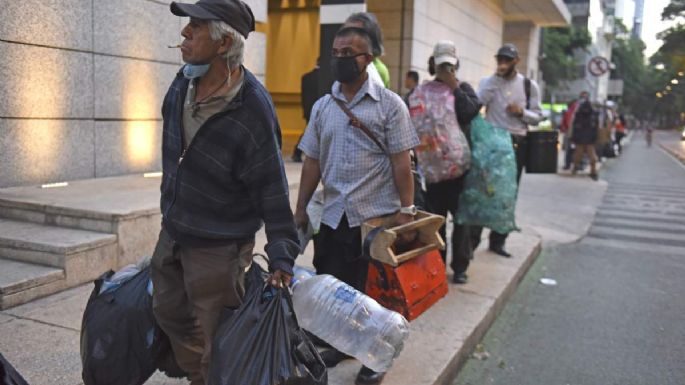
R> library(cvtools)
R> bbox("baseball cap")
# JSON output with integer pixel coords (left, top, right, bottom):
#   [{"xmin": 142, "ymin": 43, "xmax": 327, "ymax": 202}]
[
  {"xmin": 433, "ymin": 40, "xmax": 458, "ymax": 66},
  {"xmin": 170, "ymin": 0, "xmax": 255, "ymax": 38},
  {"xmin": 496, "ymin": 43, "xmax": 519, "ymax": 59}
]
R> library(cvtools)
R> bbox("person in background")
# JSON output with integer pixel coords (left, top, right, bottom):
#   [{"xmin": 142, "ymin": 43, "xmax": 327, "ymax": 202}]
[
  {"xmin": 472, "ymin": 43, "xmax": 544, "ymax": 257},
  {"xmin": 294, "ymin": 27, "xmax": 419, "ymax": 385},
  {"xmin": 403, "ymin": 70, "xmax": 419, "ymax": 106},
  {"xmin": 560, "ymin": 91, "xmax": 589, "ymax": 170},
  {"xmin": 614, "ymin": 113, "xmax": 627, "ymax": 154},
  {"xmin": 153, "ymin": 1, "xmax": 299, "ymax": 384},
  {"xmin": 292, "ymin": 58, "xmax": 322, "ymax": 162},
  {"xmin": 345, "ymin": 12, "xmax": 391, "ymax": 88},
  {"xmin": 415, "ymin": 41, "xmax": 481, "ymax": 284},
  {"xmin": 571, "ymin": 96, "xmax": 600, "ymax": 180}
]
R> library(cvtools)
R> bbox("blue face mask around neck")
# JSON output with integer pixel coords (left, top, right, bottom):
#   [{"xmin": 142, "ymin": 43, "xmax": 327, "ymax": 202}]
[{"xmin": 183, "ymin": 63, "xmax": 211, "ymax": 79}]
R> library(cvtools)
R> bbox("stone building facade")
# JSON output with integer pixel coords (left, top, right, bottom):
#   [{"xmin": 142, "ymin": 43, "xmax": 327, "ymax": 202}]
[{"xmin": 0, "ymin": 0, "xmax": 568, "ymax": 188}]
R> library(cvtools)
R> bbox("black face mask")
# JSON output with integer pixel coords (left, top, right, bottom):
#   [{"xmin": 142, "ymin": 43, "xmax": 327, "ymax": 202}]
[{"xmin": 331, "ymin": 54, "xmax": 366, "ymax": 84}]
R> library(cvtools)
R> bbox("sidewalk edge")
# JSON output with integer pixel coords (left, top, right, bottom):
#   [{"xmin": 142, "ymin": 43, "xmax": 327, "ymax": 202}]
[{"xmin": 434, "ymin": 237, "xmax": 543, "ymax": 385}]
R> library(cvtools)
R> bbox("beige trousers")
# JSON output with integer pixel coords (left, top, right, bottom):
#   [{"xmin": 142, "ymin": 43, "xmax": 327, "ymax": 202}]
[
  {"xmin": 572, "ymin": 144, "xmax": 598, "ymax": 175},
  {"xmin": 151, "ymin": 229, "xmax": 254, "ymax": 385}
]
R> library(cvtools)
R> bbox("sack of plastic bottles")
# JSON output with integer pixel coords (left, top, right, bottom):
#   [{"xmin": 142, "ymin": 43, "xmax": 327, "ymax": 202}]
[
  {"xmin": 407, "ymin": 80, "xmax": 471, "ymax": 184},
  {"xmin": 208, "ymin": 263, "xmax": 327, "ymax": 385},
  {"xmin": 0, "ymin": 352, "xmax": 29, "ymax": 385},
  {"xmin": 80, "ymin": 260, "xmax": 185, "ymax": 385},
  {"xmin": 455, "ymin": 116, "xmax": 518, "ymax": 234},
  {"xmin": 292, "ymin": 274, "xmax": 410, "ymax": 372}
]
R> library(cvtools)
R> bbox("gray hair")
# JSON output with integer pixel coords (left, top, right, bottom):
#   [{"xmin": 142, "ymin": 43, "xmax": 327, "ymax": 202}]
[
  {"xmin": 345, "ymin": 12, "xmax": 384, "ymax": 57},
  {"xmin": 208, "ymin": 20, "xmax": 245, "ymax": 70}
]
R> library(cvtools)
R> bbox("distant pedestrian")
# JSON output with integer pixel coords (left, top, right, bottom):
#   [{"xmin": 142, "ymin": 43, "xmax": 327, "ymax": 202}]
[
  {"xmin": 292, "ymin": 59, "xmax": 322, "ymax": 162},
  {"xmin": 561, "ymin": 91, "xmax": 588, "ymax": 170},
  {"xmin": 571, "ymin": 98, "xmax": 600, "ymax": 180},
  {"xmin": 152, "ymin": 2, "xmax": 299, "ymax": 384},
  {"xmin": 403, "ymin": 70, "xmax": 419, "ymax": 106},
  {"xmin": 472, "ymin": 43, "xmax": 544, "ymax": 257},
  {"xmin": 294, "ymin": 27, "xmax": 419, "ymax": 385},
  {"xmin": 614, "ymin": 113, "xmax": 626, "ymax": 154}
]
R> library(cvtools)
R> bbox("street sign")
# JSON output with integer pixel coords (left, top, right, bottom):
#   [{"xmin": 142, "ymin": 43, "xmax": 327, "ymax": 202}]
[{"xmin": 588, "ymin": 56, "xmax": 611, "ymax": 76}]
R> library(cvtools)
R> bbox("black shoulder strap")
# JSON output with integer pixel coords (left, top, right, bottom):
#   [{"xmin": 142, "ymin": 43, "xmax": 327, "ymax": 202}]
[
  {"xmin": 524, "ymin": 77, "xmax": 531, "ymax": 110},
  {"xmin": 332, "ymin": 97, "xmax": 387, "ymax": 154}
]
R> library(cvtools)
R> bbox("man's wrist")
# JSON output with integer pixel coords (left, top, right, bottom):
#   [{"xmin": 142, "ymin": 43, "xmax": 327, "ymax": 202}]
[{"xmin": 399, "ymin": 204, "xmax": 417, "ymax": 216}]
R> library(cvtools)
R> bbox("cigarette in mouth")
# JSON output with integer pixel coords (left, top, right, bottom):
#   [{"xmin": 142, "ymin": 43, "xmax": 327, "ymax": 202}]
[{"xmin": 168, "ymin": 44, "xmax": 182, "ymax": 49}]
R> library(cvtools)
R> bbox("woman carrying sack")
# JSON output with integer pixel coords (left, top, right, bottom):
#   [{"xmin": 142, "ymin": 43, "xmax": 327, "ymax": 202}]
[{"xmin": 407, "ymin": 41, "xmax": 481, "ymax": 284}]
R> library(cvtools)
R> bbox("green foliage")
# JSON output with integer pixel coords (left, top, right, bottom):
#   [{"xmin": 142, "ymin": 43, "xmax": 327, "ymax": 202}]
[
  {"xmin": 662, "ymin": 0, "xmax": 685, "ymax": 20},
  {"xmin": 611, "ymin": 26, "xmax": 650, "ymax": 118},
  {"xmin": 540, "ymin": 26, "xmax": 592, "ymax": 87},
  {"xmin": 651, "ymin": 0, "xmax": 685, "ymax": 123}
]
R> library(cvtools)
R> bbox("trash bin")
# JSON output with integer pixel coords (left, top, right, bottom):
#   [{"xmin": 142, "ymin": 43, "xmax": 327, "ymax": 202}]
[{"xmin": 526, "ymin": 131, "xmax": 558, "ymax": 174}]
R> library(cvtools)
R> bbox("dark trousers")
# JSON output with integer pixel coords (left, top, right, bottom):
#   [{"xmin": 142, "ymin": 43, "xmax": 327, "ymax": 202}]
[
  {"xmin": 563, "ymin": 135, "xmax": 574, "ymax": 168},
  {"xmin": 426, "ymin": 176, "xmax": 472, "ymax": 275},
  {"xmin": 615, "ymin": 132, "xmax": 625, "ymax": 153},
  {"xmin": 312, "ymin": 215, "xmax": 368, "ymax": 292},
  {"xmin": 292, "ymin": 134, "xmax": 304, "ymax": 160},
  {"xmin": 471, "ymin": 134, "xmax": 526, "ymax": 250}
]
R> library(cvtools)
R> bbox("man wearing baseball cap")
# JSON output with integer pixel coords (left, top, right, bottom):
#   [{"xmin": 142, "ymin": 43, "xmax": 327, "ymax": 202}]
[
  {"xmin": 473, "ymin": 43, "xmax": 544, "ymax": 257},
  {"xmin": 151, "ymin": 1, "xmax": 299, "ymax": 383}
]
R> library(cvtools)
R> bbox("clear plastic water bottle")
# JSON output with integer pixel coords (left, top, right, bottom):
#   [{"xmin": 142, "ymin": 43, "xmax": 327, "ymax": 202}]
[
  {"xmin": 292, "ymin": 274, "xmax": 410, "ymax": 372},
  {"xmin": 291, "ymin": 265, "xmax": 316, "ymax": 288}
]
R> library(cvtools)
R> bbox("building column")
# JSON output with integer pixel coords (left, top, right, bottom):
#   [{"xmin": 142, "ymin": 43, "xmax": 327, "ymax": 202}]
[{"xmin": 318, "ymin": 0, "xmax": 366, "ymax": 93}]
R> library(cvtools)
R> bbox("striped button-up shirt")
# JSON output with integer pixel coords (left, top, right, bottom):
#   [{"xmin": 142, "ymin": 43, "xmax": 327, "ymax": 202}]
[{"xmin": 298, "ymin": 78, "xmax": 419, "ymax": 229}]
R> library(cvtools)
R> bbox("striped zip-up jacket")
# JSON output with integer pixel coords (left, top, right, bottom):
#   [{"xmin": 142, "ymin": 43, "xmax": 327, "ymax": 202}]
[{"xmin": 160, "ymin": 67, "xmax": 298, "ymax": 274}]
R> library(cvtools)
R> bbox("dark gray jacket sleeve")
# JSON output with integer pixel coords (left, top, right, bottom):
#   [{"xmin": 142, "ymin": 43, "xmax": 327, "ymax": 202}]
[{"xmin": 454, "ymin": 82, "xmax": 482, "ymax": 127}]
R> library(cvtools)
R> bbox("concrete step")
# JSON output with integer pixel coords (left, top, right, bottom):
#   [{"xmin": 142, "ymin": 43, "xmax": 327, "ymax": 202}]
[
  {"xmin": 0, "ymin": 258, "xmax": 66, "ymax": 309},
  {"xmin": 0, "ymin": 167, "xmax": 304, "ymax": 268},
  {"xmin": 0, "ymin": 174, "xmax": 163, "ymax": 266},
  {"xmin": 0, "ymin": 219, "xmax": 117, "ymax": 295},
  {"xmin": 0, "ymin": 175, "xmax": 161, "ymax": 234}
]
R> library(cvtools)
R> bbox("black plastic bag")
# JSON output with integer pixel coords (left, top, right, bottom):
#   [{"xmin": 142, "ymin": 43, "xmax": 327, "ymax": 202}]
[
  {"xmin": 80, "ymin": 266, "xmax": 185, "ymax": 385},
  {"xmin": 0, "ymin": 352, "xmax": 29, "ymax": 385},
  {"xmin": 208, "ymin": 264, "xmax": 327, "ymax": 385}
]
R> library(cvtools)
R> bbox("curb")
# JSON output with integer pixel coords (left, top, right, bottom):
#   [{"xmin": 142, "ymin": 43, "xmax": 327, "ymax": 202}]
[
  {"xmin": 435, "ymin": 236, "xmax": 543, "ymax": 385},
  {"xmin": 326, "ymin": 231, "xmax": 543, "ymax": 385},
  {"xmin": 659, "ymin": 141, "xmax": 685, "ymax": 166}
]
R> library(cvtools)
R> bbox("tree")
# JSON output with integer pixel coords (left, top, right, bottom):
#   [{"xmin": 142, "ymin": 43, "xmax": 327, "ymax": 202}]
[
  {"xmin": 653, "ymin": 0, "xmax": 685, "ymax": 125},
  {"xmin": 662, "ymin": 0, "xmax": 685, "ymax": 20},
  {"xmin": 610, "ymin": 20, "xmax": 653, "ymax": 119},
  {"xmin": 540, "ymin": 26, "xmax": 592, "ymax": 88}
]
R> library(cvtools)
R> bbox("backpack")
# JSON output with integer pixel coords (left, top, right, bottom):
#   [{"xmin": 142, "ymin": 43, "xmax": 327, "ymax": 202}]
[
  {"xmin": 407, "ymin": 80, "xmax": 471, "ymax": 184},
  {"xmin": 571, "ymin": 101, "xmax": 599, "ymax": 144}
]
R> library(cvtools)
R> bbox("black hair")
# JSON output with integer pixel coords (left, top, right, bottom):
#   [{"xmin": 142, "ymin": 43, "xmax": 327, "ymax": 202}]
[
  {"xmin": 406, "ymin": 71, "xmax": 419, "ymax": 83},
  {"xmin": 345, "ymin": 12, "xmax": 384, "ymax": 57},
  {"xmin": 335, "ymin": 27, "xmax": 373, "ymax": 54}
]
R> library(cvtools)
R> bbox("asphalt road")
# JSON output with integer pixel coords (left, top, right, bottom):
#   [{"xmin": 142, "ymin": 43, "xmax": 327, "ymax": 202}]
[{"xmin": 455, "ymin": 136, "xmax": 685, "ymax": 385}]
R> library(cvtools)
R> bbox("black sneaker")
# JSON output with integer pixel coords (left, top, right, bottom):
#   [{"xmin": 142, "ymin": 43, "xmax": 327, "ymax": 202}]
[
  {"xmin": 452, "ymin": 272, "xmax": 468, "ymax": 284},
  {"xmin": 590, "ymin": 173, "xmax": 599, "ymax": 181},
  {"xmin": 489, "ymin": 246, "xmax": 512, "ymax": 258},
  {"xmin": 355, "ymin": 366, "xmax": 386, "ymax": 385}
]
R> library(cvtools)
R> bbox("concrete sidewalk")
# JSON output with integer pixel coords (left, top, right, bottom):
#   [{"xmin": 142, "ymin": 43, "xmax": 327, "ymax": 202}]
[{"xmin": 0, "ymin": 164, "xmax": 607, "ymax": 385}]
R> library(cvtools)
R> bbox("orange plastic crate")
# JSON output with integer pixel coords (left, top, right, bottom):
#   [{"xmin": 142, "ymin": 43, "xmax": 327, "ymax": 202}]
[{"xmin": 365, "ymin": 249, "xmax": 448, "ymax": 321}]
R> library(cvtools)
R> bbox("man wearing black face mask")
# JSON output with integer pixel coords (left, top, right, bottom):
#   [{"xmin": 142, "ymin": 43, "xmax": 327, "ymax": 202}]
[
  {"xmin": 294, "ymin": 27, "xmax": 419, "ymax": 385},
  {"xmin": 472, "ymin": 43, "xmax": 543, "ymax": 258}
]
